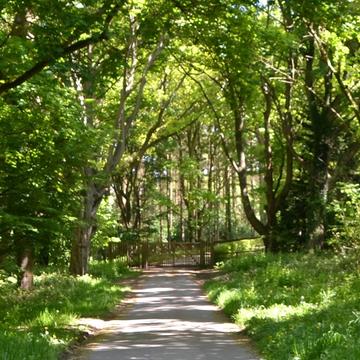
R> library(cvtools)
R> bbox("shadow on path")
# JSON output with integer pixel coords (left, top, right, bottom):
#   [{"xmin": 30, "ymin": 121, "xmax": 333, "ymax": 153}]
[{"xmin": 73, "ymin": 268, "xmax": 260, "ymax": 360}]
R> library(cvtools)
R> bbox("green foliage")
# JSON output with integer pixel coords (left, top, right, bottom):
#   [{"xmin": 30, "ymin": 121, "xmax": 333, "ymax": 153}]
[
  {"xmin": 328, "ymin": 183, "xmax": 360, "ymax": 250},
  {"xmin": 205, "ymin": 252, "xmax": 360, "ymax": 359},
  {"xmin": 0, "ymin": 259, "xmax": 136, "ymax": 359},
  {"xmin": 0, "ymin": 0, "xmax": 119, "ymax": 90},
  {"xmin": 0, "ymin": 0, "xmax": 359, "ymax": 282},
  {"xmin": 89, "ymin": 258, "xmax": 134, "ymax": 281},
  {"xmin": 213, "ymin": 238, "xmax": 264, "ymax": 263},
  {"xmin": 91, "ymin": 198, "xmax": 120, "ymax": 251},
  {"xmin": 0, "ymin": 76, "xmax": 88, "ymax": 266}
]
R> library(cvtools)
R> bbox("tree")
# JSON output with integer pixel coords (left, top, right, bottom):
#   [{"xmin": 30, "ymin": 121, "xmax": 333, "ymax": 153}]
[
  {"xmin": 2, "ymin": 0, "xmax": 359, "ymax": 285},
  {"xmin": 274, "ymin": 0, "xmax": 360, "ymax": 250},
  {"xmin": 177, "ymin": 0, "xmax": 360, "ymax": 252},
  {"xmin": 176, "ymin": 1, "xmax": 294, "ymax": 251},
  {"xmin": 67, "ymin": 0, "xmax": 194, "ymax": 274},
  {"xmin": 0, "ymin": 72, "xmax": 87, "ymax": 288}
]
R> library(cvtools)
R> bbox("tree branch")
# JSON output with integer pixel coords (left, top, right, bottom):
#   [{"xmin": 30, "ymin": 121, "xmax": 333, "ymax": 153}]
[
  {"xmin": 309, "ymin": 25, "xmax": 360, "ymax": 123},
  {"xmin": 105, "ymin": 33, "xmax": 167, "ymax": 174},
  {"xmin": 0, "ymin": 2, "xmax": 122, "ymax": 95}
]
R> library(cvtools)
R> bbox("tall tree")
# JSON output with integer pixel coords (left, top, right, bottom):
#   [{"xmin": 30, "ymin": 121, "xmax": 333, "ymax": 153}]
[{"xmin": 0, "ymin": 73, "xmax": 87, "ymax": 288}]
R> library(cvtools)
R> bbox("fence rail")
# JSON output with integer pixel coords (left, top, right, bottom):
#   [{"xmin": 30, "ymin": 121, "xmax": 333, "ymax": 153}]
[
  {"xmin": 107, "ymin": 236, "xmax": 265, "ymax": 268},
  {"xmin": 213, "ymin": 236, "xmax": 262, "ymax": 244},
  {"xmin": 110, "ymin": 240, "xmax": 214, "ymax": 268}
]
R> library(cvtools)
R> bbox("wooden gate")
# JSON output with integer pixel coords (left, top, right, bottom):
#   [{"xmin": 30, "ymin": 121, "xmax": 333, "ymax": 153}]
[{"xmin": 114, "ymin": 240, "xmax": 214, "ymax": 268}]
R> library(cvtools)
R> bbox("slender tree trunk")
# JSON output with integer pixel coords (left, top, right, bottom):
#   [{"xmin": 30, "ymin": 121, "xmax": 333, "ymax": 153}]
[
  {"xmin": 166, "ymin": 163, "xmax": 173, "ymax": 241},
  {"xmin": 231, "ymin": 168, "xmax": 237, "ymax": 217},
  {"xmin": 179, "ymin": 198, "xmax": 185, "ymax": 242},
  {"xmin": 159, "ymin": 206, "xmax": 164, "ymax": 242},
  {"xmin": 178, "ymin": 137, "xmax": 187, "ymax": 242},
  {"xmin": 187, "ymin": 210, "xmax": 194, "ymax": 243},
  {"xmin": 262, "ymin": 82, "xmax": 279, "ymax": 252},
  {"xmin": 227, "ymin": 75, "xmax": 295, "ymax": 252},
  {"xmin": 228, "ymin": 83, "xmax": 267, "ymax": 236},
  {"xmin": 224, "ymin": 166, "xmax": 232, "ymax": 240}
]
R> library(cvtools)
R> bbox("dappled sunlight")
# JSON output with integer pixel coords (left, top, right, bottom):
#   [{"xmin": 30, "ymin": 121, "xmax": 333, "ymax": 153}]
[
  {"xmin": 235, "ymin": 302, "xmax": 318, "ymax": 325},
  {"xmin": 134, "ymin": 287, "xmax": 176, "ymax": 293},
  {"xmin": 84, "ymin": 318, "xmax": 240, "ymax": 335},
  {"xmin": 207, "ymin": 253, "xmax": 360, "ymax": 359},
  {"xmin": 0, "ymin": 262, "xmax": 134, "ymax": 360},
  {"xmin": 76, "ymin": 269, "xmax": 258, "ymax": 360},
  {"xmin": 136, "ymin": 303, "xmax": 220, "ymax": 313}
]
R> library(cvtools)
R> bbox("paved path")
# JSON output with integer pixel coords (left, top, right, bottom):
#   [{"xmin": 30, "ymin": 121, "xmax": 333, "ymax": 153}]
[{"xmin": 75, "ymin": 268, "xmax": 260, "ymax": 360}]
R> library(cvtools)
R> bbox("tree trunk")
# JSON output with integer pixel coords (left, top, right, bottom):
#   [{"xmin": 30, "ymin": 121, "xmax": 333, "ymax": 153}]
[
  {"xmin": 70, "ymin": 225, "xmax": 93, "ymax": 275},
  {"xmin": 224, "ymin": 166, "xmax": 232, "ymax": 240},
  {"xmin": 166, "ymin": 163, "xmax": 173, "ymax": 241},
  {"xmin": 177, "ymin": 136, "xmax": 185, "ymax": 242},
  {"xmin": 159, "ymin": 177, "xmax": 164, "ymax": 242},
  {"xmin": 306, "ymin": 156, "xmax": 329, "ymax": 250},
  {"xmin": 263, "ymin": 82, "xmax": 279, "ymax": 252},
  {"xmin": 303, "ymin": 35, "xmax": 331, "ymax": 250},
  {"xmin": 70, "ymin": 180, "xmax": 102, "ymax": 275},
  {"xmin": 15, "ymin": 237, "xmax": 34, "ymax": 290},
  {"xmin": 228, "ymin": 82, "xmax": 267, "ymax": 236},
  {"xmin": 179, "ymin": 196, "xmax": 185, "ymax": 242},
  {"xmin": 20, "ymin": 252, "xmax": 33, "ymax": 290},
  {"xmin": 187, "ymin": 210, "xmax": 194, "ymax": 243},
  {"xmin": 159, "ymin": 207, "xmax": 164, "ymax": 242}
]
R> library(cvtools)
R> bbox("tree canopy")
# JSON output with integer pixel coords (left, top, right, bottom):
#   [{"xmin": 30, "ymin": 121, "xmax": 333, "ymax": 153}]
[{"xmin": 0, "ymin": 0, "xmax": 359, "ymax": 287}]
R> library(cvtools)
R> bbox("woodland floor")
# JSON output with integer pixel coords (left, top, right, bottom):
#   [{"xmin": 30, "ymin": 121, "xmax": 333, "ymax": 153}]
[{"xmin": 66, "ymin": 267, "xmax": 260, "ymax": 360}]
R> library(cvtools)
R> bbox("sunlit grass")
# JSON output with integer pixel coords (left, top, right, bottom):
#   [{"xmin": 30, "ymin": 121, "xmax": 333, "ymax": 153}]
[
  {"xmin": 213, "ymin": 238, "xmax": 264, "ymax": 263},
  {"xmin": 205, "ymin": 252, "xmax": 360, "ymax": 359},
  {"xmin": 0, "ymin": 259, "xmax": 138, "ymax": 359}
]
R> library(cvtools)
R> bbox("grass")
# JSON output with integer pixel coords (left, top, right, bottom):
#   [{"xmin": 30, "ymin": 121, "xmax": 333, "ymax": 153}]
[
  {"xmin": 213, "ymin": 238, "xmax": 264, "ymax": 263},
  {"xmin": 204, "ymin": 251, "xmax": 360, "ymax": 360},
  {"xmin": 0, "ymin": 259, "xmax": 138, "ymax": 360}
]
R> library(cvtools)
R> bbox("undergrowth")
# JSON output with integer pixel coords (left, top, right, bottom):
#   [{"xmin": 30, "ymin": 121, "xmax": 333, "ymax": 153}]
[
  {"xmin": 0, "ymin": 259, "xmax": 137, "ymax": 360},
  {"xmin": 205, "ymin": 252, "xmax": 360, "ymax": 360}
]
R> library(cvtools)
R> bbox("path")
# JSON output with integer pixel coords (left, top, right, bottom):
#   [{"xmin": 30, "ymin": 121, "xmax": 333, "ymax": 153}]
[{"xmin": 73, "ymin": 268, "xmax": 260, "ymax": 360}]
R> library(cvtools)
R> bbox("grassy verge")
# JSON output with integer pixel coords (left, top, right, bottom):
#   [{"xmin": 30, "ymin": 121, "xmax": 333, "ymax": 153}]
[
  {"xmin": 213, "ymin": 238, "xmax": 264, "ymax": 263},
  {"xmin": 0, "ymin": 259, "xmax": 139, "ymax": 360},
  {"xmin": 205, "ymin": 252, "xmax": 360, "ymax": 360}
]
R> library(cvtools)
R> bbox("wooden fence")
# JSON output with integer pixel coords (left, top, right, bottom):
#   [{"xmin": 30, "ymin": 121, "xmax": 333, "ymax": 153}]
[{"xmin": 108, "ymin": 240, "xmax": 214, "ymax": 268}]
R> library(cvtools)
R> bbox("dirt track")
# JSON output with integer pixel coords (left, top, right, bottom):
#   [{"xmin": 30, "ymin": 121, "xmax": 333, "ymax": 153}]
[{"xmin": 71, "ymin": 268, "xmax": 260, "ymax": 360}]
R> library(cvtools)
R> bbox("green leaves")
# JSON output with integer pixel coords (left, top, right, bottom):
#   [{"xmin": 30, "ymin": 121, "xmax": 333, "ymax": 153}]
[{"xmin": 0, "ymin": 69, "xmax": 89, "ymax": 265}]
